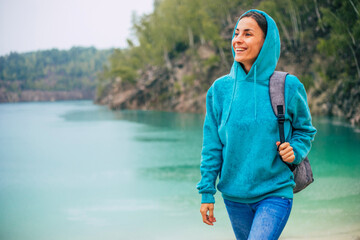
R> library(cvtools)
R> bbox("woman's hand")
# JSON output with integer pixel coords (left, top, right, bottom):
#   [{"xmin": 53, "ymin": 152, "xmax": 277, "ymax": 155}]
[
  {"xmin": 200, "ymin": 203, "xmax": 216, "ymax": 225},
  {"xmin": 276, "ymin": 142, "xmax": 295, "ymax": 163}
]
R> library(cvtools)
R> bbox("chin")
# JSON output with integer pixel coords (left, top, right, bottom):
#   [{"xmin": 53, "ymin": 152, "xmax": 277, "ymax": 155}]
[{"xmin": 235, "ymin": 57, "xmax": 245, "ymax": 63}]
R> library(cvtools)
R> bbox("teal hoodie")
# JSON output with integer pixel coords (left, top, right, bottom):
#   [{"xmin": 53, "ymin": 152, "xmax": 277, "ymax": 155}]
[{"xmin": 196, "ymin": 9, "xmax": 317, "ymax": 204}]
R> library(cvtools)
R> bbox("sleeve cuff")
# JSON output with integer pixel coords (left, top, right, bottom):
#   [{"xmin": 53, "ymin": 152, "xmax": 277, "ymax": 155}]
[
  {"xmin": 201, "ymin": 193, "xmax": 215, "ymax": 203},
  {"xmin": 292, "ymin": 148, "xmax": 303, "ymax": 165}
]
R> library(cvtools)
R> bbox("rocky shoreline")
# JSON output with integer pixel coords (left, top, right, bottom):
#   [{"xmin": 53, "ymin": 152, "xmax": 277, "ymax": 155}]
[
  {"xmin": 95, "ymin": 46, "xmax": 360, "ymax": 127},
  {"xmin": 308, "ymin": 80, "xmax": 360, "ymax": 127},
  {"xmin": 1, "ymin": 54, "xmax": 358, "ymax": 128},
  {"xmin": 0, "ymin": 89, "xmax": 94, "ymax": 103}
]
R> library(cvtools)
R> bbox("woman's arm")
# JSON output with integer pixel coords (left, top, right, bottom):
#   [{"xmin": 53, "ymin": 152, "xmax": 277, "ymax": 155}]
[
  {"xmin": 196, "ymin": 85, "xmax": 223, "ymax": 204},
  {"xmin": 287, "ymin": 83, "xmax": 317, "ymax": 165}
]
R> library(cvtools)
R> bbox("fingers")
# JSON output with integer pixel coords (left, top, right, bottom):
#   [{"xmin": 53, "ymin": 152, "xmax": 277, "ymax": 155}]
[
  {"xmin": 202, "ymin": 213, "xmax": 212, "ymax": 225},
  {"xmin": 200, "ymin": 204, "xmax": 215, "ymax": 226},
  {"xmin": 277, "ymin": 142, "xmax": 289, "ymax": 151},
  {"xmin": 283, "ymin": 154, "xmax": 295, "ymax": 163},
  {"xmin": 209, "ymin": 206, "xmax": 216, "ymax": 223},
  {"xmin": 200, "ymin": 206, "xmax": 210, "ymax": 225},
  {"xmin": 282, "ymin": 150, "xmax": 294, "ymax": 159},
  {"xmin": 277, "ymin": 142, "xmax": 292, "ymax": 154},
  {"xmin": 276, "ymin": 142, "xmax": 295, "ymax": 163},
  {"xmin": 280, "ymin": 146, "xmax": 293, "ymax": 156},
  {"xmin": 201, "ymin": 212, "xmax": 213, "ymax": 225}
]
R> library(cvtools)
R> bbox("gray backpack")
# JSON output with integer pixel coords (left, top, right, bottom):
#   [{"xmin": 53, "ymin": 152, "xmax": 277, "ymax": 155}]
[{"xmin": 270, "ymin": 71, "xmax": 314, "ymax": 193}]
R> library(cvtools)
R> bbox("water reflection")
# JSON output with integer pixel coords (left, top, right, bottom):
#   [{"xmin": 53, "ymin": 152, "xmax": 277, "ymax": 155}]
[
  {"xmin": 2, "ymin": 101, "xmax": 360, "ymax": 240},
  {"xmin": 61, "ymin": 106, "xmax": 205, "ymax": 130},
  {"xmin": 138, "ymin": 164, "xmax": 200, "ymax": 182},
  {"xmin": 133, "ymin": 136, "xmax": 181, "ymax": 142}
]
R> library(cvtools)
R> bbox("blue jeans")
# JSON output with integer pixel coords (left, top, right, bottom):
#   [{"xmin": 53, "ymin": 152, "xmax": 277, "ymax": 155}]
[{"xmin": 224, "ymin": 197, "xmax": 292, "ymax": 240}]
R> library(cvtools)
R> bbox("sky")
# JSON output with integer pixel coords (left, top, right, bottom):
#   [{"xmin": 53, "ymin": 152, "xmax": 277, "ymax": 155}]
[{"xmin": 0, "ymin": 0, "xmax": 154, "ymax": 56}]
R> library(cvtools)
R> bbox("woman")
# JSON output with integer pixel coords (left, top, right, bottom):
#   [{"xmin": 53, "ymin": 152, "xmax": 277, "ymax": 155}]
[{"xmin": 196, "ymin": 9, "xmax": 317, "ymax": 240}]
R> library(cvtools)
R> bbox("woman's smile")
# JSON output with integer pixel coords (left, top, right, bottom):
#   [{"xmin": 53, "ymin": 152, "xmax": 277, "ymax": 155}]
[{"xmin": 234, "ymin": 47, "xmax": 247, "ymax": 53}]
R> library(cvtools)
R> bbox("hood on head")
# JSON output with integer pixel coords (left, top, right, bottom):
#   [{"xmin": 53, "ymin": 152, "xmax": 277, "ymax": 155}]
[
  {"xmin": 225, "ymin": 9, "xmax": 281, "ymax": 124},
  {"xmin": 230, "ymin": 9, "xmax": 281, "ymax": 81}
]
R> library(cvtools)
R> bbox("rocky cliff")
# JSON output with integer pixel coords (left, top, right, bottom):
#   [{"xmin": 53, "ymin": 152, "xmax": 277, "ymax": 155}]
[
  {"xmin": 96, "ymin": 43, "xmax": 360, "ymax": 127},
  {"xmin": 96, "ymin": 44, "xmax": 228, "ymax": 115},
  {"xmin": 308, "ymin": 78, "xmax": 360, "ymax": 126}
]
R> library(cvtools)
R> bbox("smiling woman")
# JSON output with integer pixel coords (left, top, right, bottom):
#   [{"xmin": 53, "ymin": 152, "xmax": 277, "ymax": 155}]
[
  {"xmin": 232, "ymin": 12, "xmax": 267, "ymax": 73},
  {"xmin": 197, "ymin": 9, "xmax": 317, "ymax": 240}
]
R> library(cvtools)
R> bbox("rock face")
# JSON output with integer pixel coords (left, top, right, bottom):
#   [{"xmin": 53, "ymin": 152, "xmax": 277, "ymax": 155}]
[
  {"xmin": 308, "ymin": 79, "xmax": 360, "ymax": 127},
  {"xmin": 101, "ymin": 66, "xmax": 177, "ymax": 111},
  {"xmin": 98, "ymin": 65, "xmax": 208, "ymax": 114},
  {"xmin": 97, "ymin": 45, "xmax": 360, "ymax": 128},
  {"xmin": 96, "ymin": 45, "xmax": 224, "ymax": 114},
  {"xmin": 0, "ymin": 90, "xmax": 94, "ymax": 103}
]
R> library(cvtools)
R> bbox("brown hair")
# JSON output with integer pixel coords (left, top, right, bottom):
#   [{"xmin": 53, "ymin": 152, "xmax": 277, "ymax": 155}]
[{"xmin": 240, "ymin": 11, "xmax": 267, "ymax": 38}]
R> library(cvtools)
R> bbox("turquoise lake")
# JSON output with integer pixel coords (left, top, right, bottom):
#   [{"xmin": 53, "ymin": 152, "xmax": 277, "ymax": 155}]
[{"xmin": 0, "ymin": 101, "xmax": 359, "ymax": 240}]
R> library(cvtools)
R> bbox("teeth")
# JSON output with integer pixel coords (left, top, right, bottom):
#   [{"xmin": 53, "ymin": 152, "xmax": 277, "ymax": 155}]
[{"xmin": 235, "ymin": 48, "xmax": 246, "ymax": 51}]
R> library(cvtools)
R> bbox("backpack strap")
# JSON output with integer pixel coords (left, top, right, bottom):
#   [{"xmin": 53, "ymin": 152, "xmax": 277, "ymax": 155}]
[
  {"xmin": 269, "ymin": 71, "xmax": 287, "ymax": 117},
  {"xmin": 269, "ymin": 71, "xmax": 296, "ymax": 171},
  {"xmin": 270, "ymin": 71, "xmax": 287, "ymax": 145}
]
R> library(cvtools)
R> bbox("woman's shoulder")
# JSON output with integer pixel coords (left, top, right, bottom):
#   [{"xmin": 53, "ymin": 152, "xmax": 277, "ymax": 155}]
[
  {"xmin": 205, "ymin": 74, "xmax": 233, "ymax": 107},
  {"xmin": 210, "ymin": 74, "xmax": 233, "ymax": 92},
  {"xmin": 285, "ymin": 73, "xmax": 305, "ymax": 93}
]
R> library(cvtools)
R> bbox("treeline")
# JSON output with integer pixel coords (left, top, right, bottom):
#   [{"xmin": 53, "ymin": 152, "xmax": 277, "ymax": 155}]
[
  {"xmin": 96, "ymin": 0, "xmax": 245, "ymax": 97},
  {"xmin": 258, "ymin": 0, "xmax": 360, "ymax": 90},
  {"xmin": 97, "ymin": 0, "xmax": 359, "ymax": 99},
  {"xmin": 0, "ymin": 47, "xmax": 113, "ymax": 93}
]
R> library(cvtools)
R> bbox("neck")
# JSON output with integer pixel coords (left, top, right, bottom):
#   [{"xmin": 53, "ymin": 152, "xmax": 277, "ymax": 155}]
[{"xmin": 240, "ymin": 63, "xmax": 252, "ymax": 74}]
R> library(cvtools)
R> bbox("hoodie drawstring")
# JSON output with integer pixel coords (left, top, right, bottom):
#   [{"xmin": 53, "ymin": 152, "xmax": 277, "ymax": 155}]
[{"xmin": 254, "ymin": 65, "xmax": 257, "ymax": 120}]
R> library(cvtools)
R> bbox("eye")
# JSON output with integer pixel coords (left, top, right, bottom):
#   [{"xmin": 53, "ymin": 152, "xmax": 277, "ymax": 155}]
[
  {"xmin": 245, "ymin": 33, "xmax": 252, "ymax": 36},
  {"xmin": 234, "ymin": 33, "xmax": 239, "ymax": 36}
]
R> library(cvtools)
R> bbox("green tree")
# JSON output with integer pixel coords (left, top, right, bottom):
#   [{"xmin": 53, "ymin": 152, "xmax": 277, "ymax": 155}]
[{"xmin": 317, "ymin": 0, "xmax": 360, "ymax": 81}]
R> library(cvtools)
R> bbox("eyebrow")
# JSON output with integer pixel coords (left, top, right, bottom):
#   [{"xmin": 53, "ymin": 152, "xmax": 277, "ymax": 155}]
[{"xmin": 235, "ymin": 28, "xmax": 254, "ymax": 32}]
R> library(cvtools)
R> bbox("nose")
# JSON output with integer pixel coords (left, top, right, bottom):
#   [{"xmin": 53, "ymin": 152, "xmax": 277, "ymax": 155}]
[{"xmin": 233, "ymin": 34, "xmax": 243, "ymax": 44}]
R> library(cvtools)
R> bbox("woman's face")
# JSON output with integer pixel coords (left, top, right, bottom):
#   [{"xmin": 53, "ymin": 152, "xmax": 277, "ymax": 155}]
[{"xmin": 232, "ymin": 17, "xmax": 265, "ymax": 71}]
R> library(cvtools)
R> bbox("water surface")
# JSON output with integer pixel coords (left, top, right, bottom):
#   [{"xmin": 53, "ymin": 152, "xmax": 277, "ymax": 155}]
[{"xmin": 0, "ymin": 101, "xmax": 359, "ymax": 240}]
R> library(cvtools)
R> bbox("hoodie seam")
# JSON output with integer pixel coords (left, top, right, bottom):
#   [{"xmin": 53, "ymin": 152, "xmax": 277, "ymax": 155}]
[
  {"xmin": 224, "ymin": 72, "xmax": 237, "ymax": 126},
  {"xmin": 254, "ymin": 65, "xmax": 257, "ymax": 120}
]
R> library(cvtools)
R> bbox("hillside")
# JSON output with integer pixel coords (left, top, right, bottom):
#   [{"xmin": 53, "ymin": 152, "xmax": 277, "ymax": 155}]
[
  {"xmin": 0, "ymin": 47, "xmax": 113, "ymax": 102},
  {"xmin": 95, "ymin": 0, "xmax": 360, "ymax": 127}
]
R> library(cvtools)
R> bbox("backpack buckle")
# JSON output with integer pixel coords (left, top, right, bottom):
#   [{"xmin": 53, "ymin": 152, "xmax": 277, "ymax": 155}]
[
  {"xmin": 277, "ymin": 114, "xmax": 285, "ymax": 123},
  {"xmin": 277, "ymin": 105, "xmax": 285, "ymax": 123}
]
